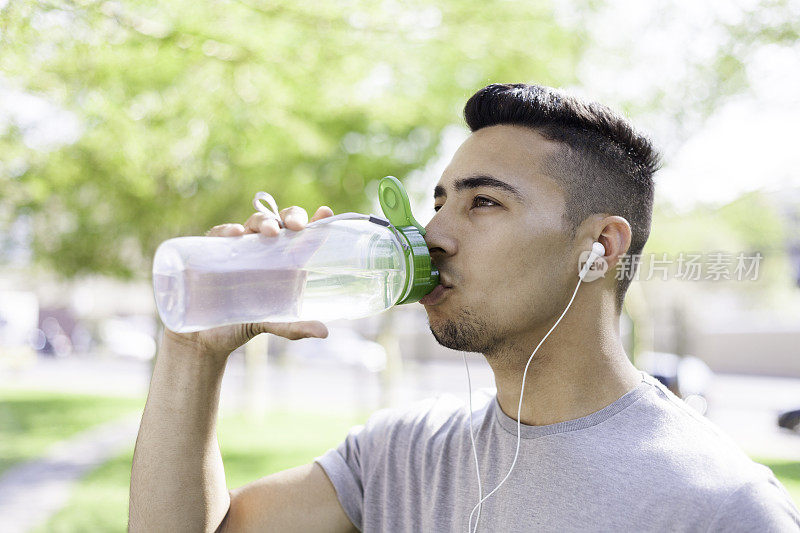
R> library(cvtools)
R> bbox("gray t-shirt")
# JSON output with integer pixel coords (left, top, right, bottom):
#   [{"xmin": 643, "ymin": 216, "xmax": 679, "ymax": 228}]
[{"xmin": 315, "ymin": 371, "xmax": 800, "ymax": 532}]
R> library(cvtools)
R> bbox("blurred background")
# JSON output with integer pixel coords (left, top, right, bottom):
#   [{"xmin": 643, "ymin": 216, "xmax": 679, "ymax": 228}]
[{"xmin": 1, "ymin": 0, "xmax": 799, "ymax": 530}]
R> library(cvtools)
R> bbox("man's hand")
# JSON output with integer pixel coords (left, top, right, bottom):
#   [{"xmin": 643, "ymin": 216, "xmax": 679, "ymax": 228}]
[{"xmin": 164, "ymin": 204, "xmax": 336, "ymax": 361}]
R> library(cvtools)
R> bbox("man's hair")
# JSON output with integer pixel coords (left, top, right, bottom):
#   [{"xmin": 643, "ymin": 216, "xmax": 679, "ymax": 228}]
[{"xmin": 464, "ymin": 83, "xmax": 661, "ymax": 312}]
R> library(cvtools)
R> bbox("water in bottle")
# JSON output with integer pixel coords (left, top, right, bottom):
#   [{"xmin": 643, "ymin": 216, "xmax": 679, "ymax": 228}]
[{"xmin": 153, "ymin": 176, "xmax": 438, "ymax": 332}]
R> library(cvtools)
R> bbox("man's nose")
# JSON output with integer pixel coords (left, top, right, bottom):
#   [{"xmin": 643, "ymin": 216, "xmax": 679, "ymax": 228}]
[{"xmin": 424, "ymin": 214, "xmax": 457, "ymax": 260}]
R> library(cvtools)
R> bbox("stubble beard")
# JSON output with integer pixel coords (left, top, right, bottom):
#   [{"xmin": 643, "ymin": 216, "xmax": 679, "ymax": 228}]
[{"xmin": 428, "ymin": 308, "xmax": 498, "ymax": 354}]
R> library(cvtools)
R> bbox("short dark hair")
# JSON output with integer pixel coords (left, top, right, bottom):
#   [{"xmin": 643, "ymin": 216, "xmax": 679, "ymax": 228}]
[{"xmin": 464, "ymin": 83, "xmax": 661, "ymax": 312}]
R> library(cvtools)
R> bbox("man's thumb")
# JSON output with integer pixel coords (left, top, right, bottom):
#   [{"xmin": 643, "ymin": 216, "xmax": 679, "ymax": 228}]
[{"xmin": 251, "ymin": 320, "xmax": 329, "ymax": 341}]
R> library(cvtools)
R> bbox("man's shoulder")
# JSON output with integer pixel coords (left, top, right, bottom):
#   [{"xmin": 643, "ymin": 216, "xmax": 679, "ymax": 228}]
[
  {"xmin": 706, "ymin": 475, "xmax": 800, "ymax": 531},
  {"xmin": 629, "ymin": 374, "xmax": 759, "ymax": 469},
  {"xmin": 364, "ymin": 392, "xmax": 474, "ymax": 431},
  {"xmin": 623, "ymin": 374, "xmax": 785, "ymax": 497},
  {"xmin": 593, "ymin": 374, "xmax": 800, "ymax": 528},
  {"xmin": 355, "ymin": 388, "xmax": 492, "ymax": 444}
]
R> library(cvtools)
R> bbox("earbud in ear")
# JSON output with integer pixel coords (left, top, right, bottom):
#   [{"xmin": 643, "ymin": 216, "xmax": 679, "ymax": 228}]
[{"xmin": 578, "ymin": 242, "xmax": 607, "ymax": 281}]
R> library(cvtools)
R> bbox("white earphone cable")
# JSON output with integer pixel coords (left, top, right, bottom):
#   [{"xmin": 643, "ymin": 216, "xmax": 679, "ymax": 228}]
[
  {"xmin": 463, "ymin": 353, "xmax": 483, "ymax": 533},
  {"xmin": 465, "ymin": 264, "xmax": 590, "ymax": 533}
]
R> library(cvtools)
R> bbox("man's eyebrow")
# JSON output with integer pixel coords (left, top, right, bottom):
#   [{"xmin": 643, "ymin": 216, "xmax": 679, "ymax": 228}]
[{"xmin": 433, "ymin": 175, "xmax": 523, "ymax": 201}]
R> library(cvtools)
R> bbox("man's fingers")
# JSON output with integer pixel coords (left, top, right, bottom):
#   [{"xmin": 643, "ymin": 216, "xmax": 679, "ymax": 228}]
[
  {"xmin": 244, "ymin": 212, "xmax": 280, "ymax": 236},
  {"xmin": 259, "ymin": 217, "xmax": 281, "ymax": 236},
  {"xmin": 279, "ymin": 206, "xmax": 308, "ymax": 231},
  {"xmin": 206, "ymin": 223, "xmax": 245, "ymax": 237},
  {"xmin": 240, "ymin": 205, "xmax": 332, "ymax": 236},
  {"xmin": 256, "ymin": 320, "xmax": 329, "ymax": 340},
  {"xmin": 310, "ymin": 206, "xmax": 334, "ymax": 222}
]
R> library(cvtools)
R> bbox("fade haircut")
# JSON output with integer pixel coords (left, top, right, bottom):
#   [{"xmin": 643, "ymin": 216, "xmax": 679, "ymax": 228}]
[{"xmin": 464, "ymin": 83, "xmax": 661, "ymax": 312}]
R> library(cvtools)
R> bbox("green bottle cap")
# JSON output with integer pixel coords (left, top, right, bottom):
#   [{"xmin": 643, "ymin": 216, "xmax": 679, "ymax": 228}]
[{"xmin": 378, "ymin": 176, "xmax": 439, "ymax": 305}]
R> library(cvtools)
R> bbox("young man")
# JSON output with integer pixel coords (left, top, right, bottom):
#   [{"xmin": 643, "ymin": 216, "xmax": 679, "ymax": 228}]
[{"xmin": 129, "ymin": 84, "xmax": 800, "ymax": 532}]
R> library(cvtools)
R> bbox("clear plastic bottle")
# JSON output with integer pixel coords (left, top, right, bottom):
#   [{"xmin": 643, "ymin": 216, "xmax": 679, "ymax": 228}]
[{"xmin": 153, "ymin": 177, "xmax": 438, "ymax": 333}]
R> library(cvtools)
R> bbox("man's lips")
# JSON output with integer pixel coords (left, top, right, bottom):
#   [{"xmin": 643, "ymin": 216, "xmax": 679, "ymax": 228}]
[{"xmin": 419, "ymin": 283, "xmax": 451, "ymax": 306}]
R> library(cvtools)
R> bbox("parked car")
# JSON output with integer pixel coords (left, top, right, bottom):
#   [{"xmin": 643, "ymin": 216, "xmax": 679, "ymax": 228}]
[{"xmin": 778, "ymin": 409, "xmax": 800, "ymax": 433}]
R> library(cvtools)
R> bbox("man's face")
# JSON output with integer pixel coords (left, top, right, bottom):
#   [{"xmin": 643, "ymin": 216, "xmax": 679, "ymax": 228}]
[{"xmin": 422, "ymin": 124, "xmax": 574, "ymax": 355}]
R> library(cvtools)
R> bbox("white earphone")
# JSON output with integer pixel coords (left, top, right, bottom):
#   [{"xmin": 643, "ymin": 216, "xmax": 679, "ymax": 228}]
[
  {"xmin": 464, "ymin": 242, "xmax": 605, "ymax": 533},
  {"xmin": 578, "ymin": 241, "xmax": 606, "ymax": 281},
  {"xmin": 591, "ymin": 241, "xmax": 606, "ymax": 260}
]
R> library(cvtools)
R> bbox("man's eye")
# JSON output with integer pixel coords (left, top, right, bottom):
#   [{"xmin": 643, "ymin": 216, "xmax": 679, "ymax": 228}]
[
  {"xmin": 434, "ymin": 197, "xmax": 497, "ymax": 212},
  {"xmin": 472, "ymin": 196, "xmax": 498, "ymax": 208}
]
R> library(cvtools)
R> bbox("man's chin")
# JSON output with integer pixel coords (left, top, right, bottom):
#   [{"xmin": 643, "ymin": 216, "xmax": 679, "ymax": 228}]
[{"xmin": 427, "ymin": 310, "xmax": 492, "ymax": 354}]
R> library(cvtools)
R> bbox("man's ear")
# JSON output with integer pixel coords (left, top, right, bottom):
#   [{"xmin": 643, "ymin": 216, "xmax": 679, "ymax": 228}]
[{"xmin": 595, "ymin": 216, "xmax": 632, "ymax": 271}]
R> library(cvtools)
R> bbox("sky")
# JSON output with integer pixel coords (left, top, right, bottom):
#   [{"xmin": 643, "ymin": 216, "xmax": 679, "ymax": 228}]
[{"xmin": 565, "ymin": 0, "xmax": 800, "ymax": 210}]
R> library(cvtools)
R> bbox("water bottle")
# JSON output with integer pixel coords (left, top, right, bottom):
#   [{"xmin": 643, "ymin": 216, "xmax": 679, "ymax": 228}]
[{"xmin": 153, "ymin": 176, "xmax": 439, "ymax": 333}]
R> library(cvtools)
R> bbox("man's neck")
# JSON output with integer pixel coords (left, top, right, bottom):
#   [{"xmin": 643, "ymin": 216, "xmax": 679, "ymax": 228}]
[{"xmin": 486, "ymin": 301, "xmax": 642, "ymax": 427}]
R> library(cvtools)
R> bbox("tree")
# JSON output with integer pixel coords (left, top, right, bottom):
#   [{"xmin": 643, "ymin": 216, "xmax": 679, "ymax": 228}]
[{"xmin": 0, "ymin": 0, "xmax": 584, "ymax": 279}]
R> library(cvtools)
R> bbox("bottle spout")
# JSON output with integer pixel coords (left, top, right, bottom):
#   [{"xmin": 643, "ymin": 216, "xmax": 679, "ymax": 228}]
[
  {"xmin": 378, "ymin": 176, "xmax": 426, "ymax": 235},
  {"xmin": 378, "ymin": 176, "xmax": 439, "ymax": 304}
]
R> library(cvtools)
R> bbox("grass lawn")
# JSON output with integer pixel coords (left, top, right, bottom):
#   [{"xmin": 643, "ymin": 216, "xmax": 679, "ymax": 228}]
[
  {"xmin": 36, "ymin": 409, "xmax": 367, "ymax": 532},
  {"xmin": 40, "ymin": 427, "xmax": 800, "ymax": 532},
  {"xmin": 6, "ymin": 389, "xmax": 798, "ymax": 531},
  {"xmin": 0, "ymin": 389, "xmax": 144, "ymax": 476}
]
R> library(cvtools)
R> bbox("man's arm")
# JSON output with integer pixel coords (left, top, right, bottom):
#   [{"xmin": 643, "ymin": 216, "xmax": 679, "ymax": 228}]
[
  {"xmin": 217, "ymin": 463, "xmax": 356, "ymax": 532},
  {"xmin": 129, "ymin": 335, "xmax": 231, "ymax": 531},
  {"xmin": 129, "ymin": 333, "xmax": 357, "ymax": 533},
  {"xmin": 129, "ymin": 205, "xmax": 356, "ymax": 532},
  {"xmin": 706, "ymin": 478, "xmax": 800, "ymax": 532}
]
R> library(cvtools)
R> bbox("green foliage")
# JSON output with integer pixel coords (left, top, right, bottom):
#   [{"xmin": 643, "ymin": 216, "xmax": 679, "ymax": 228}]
[
  {"xmin": 0, "ymin": 0, "xmax": 584, "ymax": 279},
  {"xmin": 644, "ymin": 191, "xmax": 793, "ymax": 305},
  {"xmin": 647, "ymin": 191, "xmax": 788, "ymax": 256},
  {"xmin": 716, "ymin": 192, "xmax": 788, "ymax": 253}
]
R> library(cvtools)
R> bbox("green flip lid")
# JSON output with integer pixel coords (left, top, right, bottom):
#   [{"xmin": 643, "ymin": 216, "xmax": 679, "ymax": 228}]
[{"xmin": 378, "ymin": 176, "xmax": 440, "ymax": 305}]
